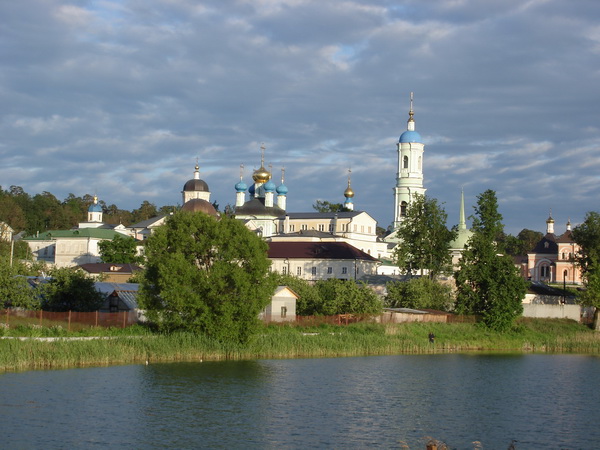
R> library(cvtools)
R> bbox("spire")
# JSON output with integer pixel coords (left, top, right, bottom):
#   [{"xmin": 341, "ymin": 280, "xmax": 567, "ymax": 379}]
[
  {"xmin": 566, "ymin": 218, "xmax": 572, "ymax": 231},
  {"xmin": 458, "ymin": 188, "xmax": 467, "ymax": 230},
  {"xmin": 546, "ymin": 209, "xmax": 555, "ymax": 234},
  {"xmin": 194, "ymin": 159, "xmax": 200, "ymax": 180},
  {"xmin": 407, "ymin": 92, "xmax": 415, "ymax": 131}
]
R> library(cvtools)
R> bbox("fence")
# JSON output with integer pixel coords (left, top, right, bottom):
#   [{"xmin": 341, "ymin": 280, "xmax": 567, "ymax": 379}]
[
  {"xmin": 265, "ymin": 313, "xmax": 479, "ymax": 326},
  {"xmin": 1, "ymin": 309, "xmax": 139, "ymax": 331}
]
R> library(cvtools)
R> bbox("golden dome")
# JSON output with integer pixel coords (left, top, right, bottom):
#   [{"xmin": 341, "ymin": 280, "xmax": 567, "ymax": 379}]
[
  {"xmin": 252, "ymin": 166, "xmax": 271, "ymax": 184},
  {"xmin": 344, "ymin": 186, "xmax": 354, "ymax": 198}
]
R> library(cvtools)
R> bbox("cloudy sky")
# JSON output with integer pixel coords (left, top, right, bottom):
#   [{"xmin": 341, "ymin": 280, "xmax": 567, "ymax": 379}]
[{"xmin": 2, "ymin": 0, "xmax": 599, "ymax": 235}]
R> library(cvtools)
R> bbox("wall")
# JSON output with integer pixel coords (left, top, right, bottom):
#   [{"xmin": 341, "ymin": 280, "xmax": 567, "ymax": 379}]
[{"xmin": 522, "ymin": 304, "xmax": 580, "ymax": 321}]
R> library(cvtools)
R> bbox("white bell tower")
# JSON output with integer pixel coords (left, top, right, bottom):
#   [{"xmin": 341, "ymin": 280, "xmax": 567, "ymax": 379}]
[{"xmin": 393, "ymin": 92, "xmax": 426, "ymax": 230}]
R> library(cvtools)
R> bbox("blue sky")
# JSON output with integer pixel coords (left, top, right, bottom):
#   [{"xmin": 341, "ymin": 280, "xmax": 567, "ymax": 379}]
[{"xmin": 2, "ymin": 0, "xmax": 599, "ymax": 235}]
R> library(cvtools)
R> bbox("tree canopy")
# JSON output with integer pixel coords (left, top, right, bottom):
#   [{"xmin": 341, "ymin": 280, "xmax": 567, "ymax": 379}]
[
  {"xmin": 572, "ymin": 211, "xmax": 600, "ymax": 310},
  {"xmin": 312, "ymin": 200, "xmax": 351, "ymax": 213},
  {"xmin": 385, "ymin": 277, "xmax": 454, "ymax": 311},
  {"xmin": 98, "ymin": 234, "xmax": 142, "ymax": 264},
  {"xmin": 42, "ymin": 267, "xmax": 105, "ymax": 312},
  {"xmin": 139, "ymin": 211, "xmax": 277, "ymax": 343},
  {"xmin": 454, "ymin": 190, "xmax": 526, "ymax": 331},
  {"xmin": 392, "ymin": 194, "xmax": 456, "ymax": 279},
  {"xmin": 0, "ymin": 258, "xmax": 40, "ymax": 309}
]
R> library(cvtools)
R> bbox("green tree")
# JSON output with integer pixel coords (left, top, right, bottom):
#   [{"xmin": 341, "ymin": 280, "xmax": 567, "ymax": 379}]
[
  {"xmin": 312, "ymin": 200, "xmax": 350, "ymax": 213},
  {"xmin": 454, "ymin": 190, "xmax": 526, "ymax": 331},
  {"xmin": 0, "ymin": 258, "xmax": 40, "ymax": 309},
  {"xmin": 312, "ymin": 279, "xmax": 382, "ymax": 315},
  {"xmin": 42, "ymin": 268, "xmax": 105, "ymax": 312},
  {"xmin": 385, "ymin": 277, "xmax": 454, "ymax": 311},
  {"xmin": 393, "ymin": 194, "xmax": 456, "ymax": 279},
  {"xmin": 139, "ymin": 211, "xmax": 277, "ymax": 343},
  {"xmin": 98, "ymin": 234, "xmax": 142, "ymax": 264},
  {"xmin": 572, "ymin": 212, "xmax": 600, "ymax": 327},
  {"xmin": 131, "ymin": 200, "xmax": 158, "ymax": 223}
]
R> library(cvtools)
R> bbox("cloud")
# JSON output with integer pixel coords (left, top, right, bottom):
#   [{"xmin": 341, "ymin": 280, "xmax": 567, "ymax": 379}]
[{"xmin": 0, "ymin": 0, "xmax": 599, "ymax": 236}]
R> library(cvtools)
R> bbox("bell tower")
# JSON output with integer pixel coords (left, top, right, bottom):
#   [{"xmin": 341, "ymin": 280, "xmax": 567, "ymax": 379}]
[{"xmin": 393, "ymin": 92, "xmax": 426, "ymax": 230}]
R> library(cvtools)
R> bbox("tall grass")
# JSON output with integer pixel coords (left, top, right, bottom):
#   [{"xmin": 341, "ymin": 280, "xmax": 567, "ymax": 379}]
[{"xmin": 1, "ymin": 318, "xmax": 598, "ymax": 372}]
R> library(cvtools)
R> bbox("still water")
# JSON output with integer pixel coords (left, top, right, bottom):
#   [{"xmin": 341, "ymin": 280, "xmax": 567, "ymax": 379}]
[{"xmin": 1, "ymin": 354, "xmax": 599, "ymax": 449}]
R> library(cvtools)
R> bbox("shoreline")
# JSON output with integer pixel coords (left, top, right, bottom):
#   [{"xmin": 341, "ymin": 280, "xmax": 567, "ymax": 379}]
[{"xmin": 1, "ymin": 319, "xmax": 599, "ymax": 372}]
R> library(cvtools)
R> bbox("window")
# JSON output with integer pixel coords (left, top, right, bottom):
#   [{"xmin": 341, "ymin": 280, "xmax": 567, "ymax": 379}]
[
  {"xmin": 301, "ymin": 224, "xmax": 307, "ymax": 231},
  {"xmin": 327, "ymin": 267, "xmax": 333, "ymax": 274},
  {"xmin": 360, "ymin": 225, "xmax": 364, "ymax": 233},
  {"xmin": 318, "ymin": 224, "xmax": 325, "ymax": 231},
  {"xmin": 282, "ymin": 266, "xmax": 287, "ymax": 275},
  {"xmin": 296, "ymin": 266, "xmax": 302, "ymax": 276},
  {"xmin": 403, "ymin": 155, "xmax": 409, "ymax": 169},
  {"xmin": 368, "ymin": 226, "xmax": 371, "ymax": 234},
  {"xmin": 401, "ymin": 201, "xmax": 407, "ymax": 217},
  {"xmin": 418, "ymin": 156, "xmax": 422, "ymax": 170},
  {"xmin": 353, "ymin": 224, "xmax": 357, "ymax": 232},
  {"xmin": 541, "ymin": 265, "xmax": 550, "ymax": 278},
  {"xmin": 290, "ymin": 225, "xmax": 295, "ymax": 232},
  {"xmin": 281, "ymin": 306, "xmax": 287, "ymax": 318},
  {"xmin": 562, "ymin": 252, "xmax": 567, "ymax": 260},
  {"xmin": 329, "ymin": 224, "xmax": 334, "ymax": 232},
  {"xmin": 311, "ymin": 267, "xmax": 317, "ymax": 276},
  {"xmin": 342, "ymin": 267, "xmax": 348, "ymax": 274}
]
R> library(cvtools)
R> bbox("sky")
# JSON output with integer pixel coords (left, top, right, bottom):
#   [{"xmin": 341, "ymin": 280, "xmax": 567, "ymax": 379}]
[{"xmin": 2, "ymin": 0, "xmax": 599, "ymax": 235}]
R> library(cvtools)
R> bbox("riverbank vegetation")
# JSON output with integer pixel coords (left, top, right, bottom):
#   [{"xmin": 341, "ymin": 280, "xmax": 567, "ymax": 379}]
[{"xmin": 1, "ymin": 318, "xmax": 598, "ymax": 372}]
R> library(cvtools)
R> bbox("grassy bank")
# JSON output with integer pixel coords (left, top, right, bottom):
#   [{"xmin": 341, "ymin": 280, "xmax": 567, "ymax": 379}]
[{"xmin": 1, "ymin": 319, "xmax": 598, "ymax": 372}]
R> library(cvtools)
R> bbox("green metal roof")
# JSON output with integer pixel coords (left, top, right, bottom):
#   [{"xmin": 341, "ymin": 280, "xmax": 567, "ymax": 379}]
[{"xmin": 24, "ymin": 228, "xmax": 123, "ymax": 241}]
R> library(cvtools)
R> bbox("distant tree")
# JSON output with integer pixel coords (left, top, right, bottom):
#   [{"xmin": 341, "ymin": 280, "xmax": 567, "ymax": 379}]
[
  {"xmin": 158, "ymin": 205, "xmax": 178, "ymax": 215},
  {"xmin": 42, "ymin": 268, "xmax": 104, "ymax": 312},
  {"xmin": 499, "ymin": 229, "xmax": 543, "ymax": 256},
  {"xmin": 393, "ymin": 194, "xmax": 456, "ymax": 279},
  {"xmin": 454, "ymin": 190, "xmax": 526, "ymax": 331},
  {"xmin": 0, "ymin": 258, "xmax": 40, "ymax": 309},
  {"xmin": 385, "ymin": 277, "xmax": 454, "ymax": 311},
  {"xmin": 131, "ymin": 201, "xmax": 158, "ymax": 223},
  {"xmin": 312, "ymin": 279, "xmax": 382, "ymax": 315},
  {"xmin": 139, "ymin": 212, "xmax": 277, "ymax": 343},
  {"xmin": 98, "ymin": 235, "xmax": 142, "ymax": 264},
  {"xmin": 572, "ymin": 212, "xmax": 600, "ymax": 327},
  {"xmin": 312, "ymin": 200, "xmax": 350, "ymax": 213}
]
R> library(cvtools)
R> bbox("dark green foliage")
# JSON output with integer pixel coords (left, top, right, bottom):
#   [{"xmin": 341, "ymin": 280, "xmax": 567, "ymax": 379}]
[
  {"xmin": 313, "ymin": 279, "xmax": 382, "ymax": 315},
  {"xmin": 454, "ymin": 190, "xmax": 526, "ymax": 331},
  {"xmin": 385, "ymin": 277, "xmax": 454, "ymax": 311},
  {"xmin": 498, "ymin": 229, "xmax": 544, "ymax": 256},
  {"xmin": 312, "ymin": 200, "xmax": 350, "ymax": 213},
  {"xmin": 272, "ymin": 275, "xmax": 382, "ymax": 316},
  {"xmin": 393, "ymin": 194, "xmax": 456, "ymax": 279},
  {"xmin": 0, "ymin": 258, "xmax": 40, "ymax": 309},
  {"xmin": 572, "ymin": 212, "xmax": 600, "ymax": 309},
  {"xmin": 42, "ymin": 268, "xmax": 105, "ymax": 312},
  {"xmin": 139, "ymin": 211, "xmax": 277, "ymax": 344},
  {"xmin": 98, "ymin": 234, "xmax": 142, "ymax": 264}
]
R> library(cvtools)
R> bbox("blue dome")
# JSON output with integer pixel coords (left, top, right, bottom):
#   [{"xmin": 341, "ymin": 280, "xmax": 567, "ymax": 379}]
[
  {"xmin": 248, "ymin": 183, "xmax": 256, "ymax": 196},
  {"xmin": 399, "ymin": 130, "xmax": 422, "ymax": 143},
  {"xmin": 235, "ymin": 180, "xmax": 247, "ymax": 192},
  {"xmin": 88, "ymin": 203, "xmax": 102, "ymax": 213},
  {"xmin": 264, "ymin": 179, "xmax": 276, "ymax": 192},
  {"xmin": 276, "ymin": 183, "xmax": 288, "ymax": 195}
]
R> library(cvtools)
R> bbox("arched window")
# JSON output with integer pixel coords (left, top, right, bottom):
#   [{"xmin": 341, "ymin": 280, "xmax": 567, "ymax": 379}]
[
  {"xmin": 562, "ymin": 252, "xmax": 566, "ymax": 260},
  {"xmin": 400, "ymin": 201, "xmax": 407, "ymax": 217},
  {"xmin": 403, "ymin": 155, "xmax": 409, "ymax": 169}
]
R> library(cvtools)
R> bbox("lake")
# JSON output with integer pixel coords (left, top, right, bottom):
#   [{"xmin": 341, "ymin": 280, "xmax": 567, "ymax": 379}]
[{"xmin": 1, "ymin": 354, "xmax": 599, "ymax": 449}]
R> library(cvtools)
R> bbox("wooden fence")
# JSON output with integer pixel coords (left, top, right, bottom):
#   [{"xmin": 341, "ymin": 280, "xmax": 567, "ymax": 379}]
[{"xmin": 1, "ymin": 309, "xmax": 138, "ymax": 331}]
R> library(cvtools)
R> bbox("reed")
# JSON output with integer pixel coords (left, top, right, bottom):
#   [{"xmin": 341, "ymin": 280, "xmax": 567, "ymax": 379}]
[{"xmin": 0, "ymin": 319, "xmax": 598, "ymax": 372}]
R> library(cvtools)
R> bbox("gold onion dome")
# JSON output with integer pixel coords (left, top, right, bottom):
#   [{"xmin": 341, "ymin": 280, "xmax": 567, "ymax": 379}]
[
  {"xmin": 252, "ymin": 166, "xmax": 271, "ymax": 183},
  {"xmin": 344, "ymin": 185, "xmax": 355, "ymax": 198}
]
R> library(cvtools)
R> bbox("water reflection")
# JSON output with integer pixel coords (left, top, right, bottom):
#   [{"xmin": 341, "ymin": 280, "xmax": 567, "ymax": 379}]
[{"xmin": 1, "ymin": 355, "xmax": 599, "ymax": 448}]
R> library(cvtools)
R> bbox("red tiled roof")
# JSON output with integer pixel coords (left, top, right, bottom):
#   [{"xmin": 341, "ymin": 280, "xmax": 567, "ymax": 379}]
[{"xmin": 268, "ymin": 241, "xmax": 378, "ymax": 261}]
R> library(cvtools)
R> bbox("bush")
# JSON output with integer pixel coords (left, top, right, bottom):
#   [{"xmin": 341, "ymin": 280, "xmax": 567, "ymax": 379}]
[{"xmin": 385, "ymin": 277, "xmax": 454, "ymax": 311}]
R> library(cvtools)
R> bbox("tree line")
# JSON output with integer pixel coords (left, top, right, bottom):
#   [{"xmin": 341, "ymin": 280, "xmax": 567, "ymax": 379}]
[{"xmin": 0, "ymin": 185, "xmax": 177, "ymax": 236}]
